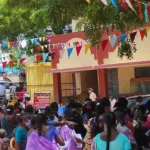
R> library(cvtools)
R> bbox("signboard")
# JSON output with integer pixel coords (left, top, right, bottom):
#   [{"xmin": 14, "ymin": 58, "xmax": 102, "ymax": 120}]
[{"xmin": 33, "ymin": 91, "xmax": 50, "ymax": 108}]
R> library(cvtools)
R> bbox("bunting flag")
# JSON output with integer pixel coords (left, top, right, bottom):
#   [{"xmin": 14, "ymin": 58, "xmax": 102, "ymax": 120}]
[
  {"xmin": 47, "ymin": 36, "xmax": 51, "ymax": 41},
  {"xmin": 36, "ymin": 54, "xmax": 42, "ymax": 64},
  {"xmin": 42, "ymin": 37, "xmax": 46, "ymax": 42},
  {"xmin": 101, "ymin": 0, "xmax": 108, "ymax": 5},
  {"xmin": 125, "ymin": 0, "xmax": 135, "ymax": 11},
  {"xmin": 36, "ymin": 47, "xmax": 41, "ymax": 51},
  {"xmin": 41, "ymin": 46, "xmax": 44, "ymax": 51},
  {"xmin": 2, "ymin": 61, "xmax": 7, "ymax": 69},
  {"xmin": 144, "ymin": 4, "xmax": 149, "ymax": 22},
  {"xmin": 120, "ymin": 34, "xmax": 127, "ymax": 43},
  {"xmin": 147, "ymin": 27, "xmax": 150, "ymax": 33},
  {"xmin": 86, "ymin": 0, "xmax": 90, "ymax": 3},
  {"xmin": 76, "ymin": 46, "xmax": 82, "ymax": 56},
  {"xmin": 85, "ymin": 44, "xmax": 90, "ymax": 54},
  {"xmin": 109, "ymin": 36, "xmax": 118, "ymax": 47},
  {"xmin": 7, "ymin": 42, "xmax": 11, "ymax": 49},
  {"xmin": 137, "ymin": 2, "xmax": 143, "ymax": 20},
  {"xmin": 9, "ymin": 60, "xmax": 14, "ymax": 68},
  {"xmin": 102, "ymin": 39, "xmax": 109, "ymax": 50},
  {"xmin": 20, "ymin": 58, "xmax": 26, "ymax": 65},
  {"xmin": 42, "ymin": 53, "xmax": 49, "ymax": 62},
  {"xmin": 11, "ymin": 42, "xmax": 15, "ymax": 47},
  {"xmin": 67, "ymin": 48, "xmax": 73, "ymax": 58},
  {"xmin": 30, "ymin": 49, "xmax": 33, "ymax": 53},
  {"xmin": 120, "ymin": 0, "xmax": 128, "ymax": 9},
  {"xmin": 110, "ymin": 0, "xmax": 118, "ymax": 8},
  {"xmin": 140, "ymin": 29, "xmax": 146, "ymax": 40},
  {"xmin": 59, "ymin": 50, "xmax": 65, "ymax": 59},
  {"xmin": 130, "ymin": 32, "xmax": 137, "ymax": 42},
  {"xmin": 147, "ymin": 6, "xmax": 150, "ymax": 17}
]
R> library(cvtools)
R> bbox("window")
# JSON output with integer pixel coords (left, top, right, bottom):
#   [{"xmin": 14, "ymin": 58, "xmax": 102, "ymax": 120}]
[{"xmin": 135, "ymin": 67, "xmax": 150, "ymax": 78}]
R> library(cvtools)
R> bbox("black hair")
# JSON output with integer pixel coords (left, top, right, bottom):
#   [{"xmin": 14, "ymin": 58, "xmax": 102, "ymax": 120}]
[
  {"xmin": 6, "ymin": 105, "xmax": 14, "ymax": 115},
  {"xmin": 97, "ymin": 97, "xmax": 111, "ymax": 108},
  {"xmin": 25, "ymin": 105, "xmax": 33, "ymax": 114},
  {"xmin": 137, "ymin": 96, "xmax": 143, "ymax": 103},
  {"xmin": 50, "ymin": 102, "xmax": 58, "ymax": 111},
  {"xmin": 114, "ymin": 97, "xmax": 128, "ymax": 109},
  {"xmin": 103, "ymin": 112, "xmax": 116, "ymax": 150},
  {"xmin": 92, "ymin": 104, "xmax": 105, "ymax": 137},
  {"xmin": 45, "ymin": 106, "xmax": 52, "ymax": 115},
  {"xmin": 14, "ymin": 102, "xmax": 20, "ymax": 109},
  {"xmin": 114, "ymin": 111, "xmax": 126, "ymax": 126},
  {"xmin": 65, "ymin": 108, "xmax": 87, "ymax": 139},
  {"xmin": 16, "ymin": 113, "xmax": 29, "ymax": 123},
  {"xmin": 35, "ymin": 114, "xmax": 47, "ymax": 136}
]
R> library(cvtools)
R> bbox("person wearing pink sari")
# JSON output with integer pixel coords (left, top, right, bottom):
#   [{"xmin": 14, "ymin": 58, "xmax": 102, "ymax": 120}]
[{"xmin": 26, "ymin": 114, "xmax": 61, "ymax": 150}]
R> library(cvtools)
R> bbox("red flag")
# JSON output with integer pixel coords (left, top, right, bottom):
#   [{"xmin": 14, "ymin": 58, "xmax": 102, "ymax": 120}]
[
  {"xmin": 76, "ymin": 46, "xmax": 82, "ymax": 56},
  {"xmin": 130, "ymin": 32, "xmax": 137, "ymax": 42},
  {"xmin": 20, "ymin": 58, "xmax": 26, "ymax": 65},
  {"xmin": 2, "ymin": 61, "xmax": 7, "ymax": 69},
  {"xmin": 140, "ymin": 29, "xmax": 146, "ymax": 41},
  {"xmin": 102, "ymin": 39, "xmax": 109, "ymax": 50},
  {"xmin": 36, "ymin": 55, "xmax": 42, "ymax": 64},
  {"xmin": 9, "ymin": 60, "xmax": 14, "ymax": 68},
  {"xmin": 147, "ymin": 6, "xmax": 150, "ymax": 17},
  {"xmin": 36, "ymin": 47, "xmax": 41, "ymax": 51},
  {"xmin": 137, "ymin": 2, "xmax": 143, "ymax": 20},
  {"xmin": 10, "ymin": 42, "xmax": 15, "ymax": 47}
]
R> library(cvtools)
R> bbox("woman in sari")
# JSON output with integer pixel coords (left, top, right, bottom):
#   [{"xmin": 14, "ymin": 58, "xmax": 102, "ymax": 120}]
[{"xmin": 26, "ymin": 114, "xmax": 60, "ymax": 150}]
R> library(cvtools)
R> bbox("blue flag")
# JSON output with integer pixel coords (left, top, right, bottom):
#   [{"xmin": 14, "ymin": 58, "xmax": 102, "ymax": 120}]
[
  {"xmin": 110, "ymin": 36, "xmax": 118, "ymax": 47},
  {"xmin": 120, "ymin": 34, "xmax": 127, "ymax": 43},
  {"xmin": 110, "ymin": 0, "xmax": 118, "ymax": 8},
  {"xmin": 42, "ymin": 53, "xmax": 49, "ymax": 62},
  {"xmin": 67, "ymin": 48, "xmax": 73, "ymax": 58}
]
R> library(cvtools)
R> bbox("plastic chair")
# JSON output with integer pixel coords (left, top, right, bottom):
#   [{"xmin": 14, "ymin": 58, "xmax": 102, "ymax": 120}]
[{"xmin": 10, "ymin": 137, "xmax": 16, "ymax": 150}]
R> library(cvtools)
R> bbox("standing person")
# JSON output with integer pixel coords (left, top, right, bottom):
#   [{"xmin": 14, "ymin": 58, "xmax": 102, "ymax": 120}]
[
  {"xmin": 1, "ymin": 105, "xmax": 16, "ymax": 138},
  {"xmin": 0, "ymin": 83, "xmax": 5, "ymax": 106},
  {"xmin": 109, "ymin": 96, "xmax": 116, "ymax": 112},
  {"xmin": 92, "ymin": 112, "xmax": 131, "ymax": 150},
  {"xmin": 15, "ymin": 113, "xmax": 30, "ymax": 150},
  {"xmin": 9, "ymin": 83, "xmax": 16, "ymax": 96},
  {"xmin": 87, "ymin": 88, "xmax": 97, "ymax": 102},
  {"xmin": 26, "ymin": 114, "xmax": 60, "ymax": 150}
]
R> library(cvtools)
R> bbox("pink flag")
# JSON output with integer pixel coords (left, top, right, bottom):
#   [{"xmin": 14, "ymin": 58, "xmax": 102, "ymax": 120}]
[
  {"xmin": 20, "ymin": 58, "xmax": 26, "ymax": 65},
  {"xmin": 101, "ymin": 0, "xmax": 108, "ymax": 5},
  {"xmin": 2, "ymin": 61, "xmax": 7, "ymax": 69}
]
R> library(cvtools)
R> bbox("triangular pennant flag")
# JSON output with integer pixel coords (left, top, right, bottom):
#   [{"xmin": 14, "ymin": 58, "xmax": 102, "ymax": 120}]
[
  {"xmin": 36, "ymin": 47, "xmax": 41, "ymax": 51},
  {"xmin": 2, "ymin": 61, "xmax": 7, "ymax": 70},
  {"xmin": 146, "ymin": 27, "xmax": 150, "ymax": 33},
  {"xmin": 7, "ymin": 42, "xmax": 11, "ymax": 49},
  {"xmin": 76, "ymin": 46, "xmax": 82, "ymax": 56},
  {"xmin": 30, "ymin": 49, "xmax": 33, "ymax": 53},
  {"xmin": 3, "ymin": 57, "xmax": 5, "ymax": 60},
  {"xmin": 47, "ymin": 36, "xmax": 51, "ymax": 41},
  {"xmin": 67, "ymin": 48, "xmax": 73, "ymax": 58},
  {"xmin": 147, "ymin": 6, "xmax": 150, "ymax": 17},
  {"xmin": 120, "ymin": 34, "xmax": 127, "ymax": 43},
  {"xmin": 85, "ymin": 44, "xmax": 90, "ymax": 54},
  {"xmin": 75, "ymin": 42, "xmax": 80, "ymax": 47},
  {"xmin": 20, "ymin": 58, "xmax": 26, "ymax": 65},
  {"xmin": 144, "ymin": 4, "xmax": 149, "ymax": 22},
  {"xmin": 41, "ymin": 46, "xmax": 44, "ymax": 51},
  {"xmin": 11, "ymin": 42, "xmax": 15, "ymax": 47},
  {"xmin": 102, "ymin": 39, "xmax": 109, "ymax": 50},
  {"xmin": 137, "ymin": 2, "xmax": 143, "ymax": 20},
  {"xmin": 101, "ymin": 0, "xmax": 108, "ymax": 5},
  {"xmin": 109, "ymin": 36, "xmax": 118, "ymax": 47},
  {"xmin": 86, "ymin": 0, "xmax": 90, "ymax": 3},
  {"xmin": 59, "ymin": 50, "xmax": 65, "ymax": 59},
  {"xmin": 9, "ymin": 60, "xmax": 14, "ymax": 68},
  {"xmin": 110, "ymin": 0, "xmax": 118, "ymax": 8},
  {"xmin": 120, "ymin": 0, "xmax": 128, "ymax": 9},
  {"xmin": 125, "ymin": 0, "xmax": 135, "ymax": 11},
  {"xmin": 42, "ymin": 53, "xmax": 49, "ymax": 62},
  {"xmin": 44, "ymin": 45, "xmax": 48, "ymax": 48},
  {"xmin": 39, "ymin": 37, "xmax": 42, "ymax": 42},
  {"xmin": 130, "ymin": 32, "xmax": 137, "ymax": 42},
  {"xmin": 42, "ymin": 37, "xmax": 46, "ymax": 42},
  {"xmin": 36, "ymin": 54, "xmax": 42, "ymax": 64},
  {"xmin": 140, "ymin": 29, "xmax": 146, "ymax": 40},
  {"xmin": 31, "ymin": 39, "xmax": 34, "ymax": 44}
]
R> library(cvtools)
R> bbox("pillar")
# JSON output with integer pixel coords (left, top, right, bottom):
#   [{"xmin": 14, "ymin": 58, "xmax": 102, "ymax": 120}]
[
  {"xmin": 97, "ymin": 69, "xmax": 108, "ymax": 98},
  {"xmin": 53, "ymin": 73, "xmax": 62, "ymax": 103}
]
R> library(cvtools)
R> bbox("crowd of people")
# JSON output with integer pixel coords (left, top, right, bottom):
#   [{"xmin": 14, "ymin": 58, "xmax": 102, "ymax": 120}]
[{"xmin": 0, "ymin": 95, "xmax": 149, "ymax": 150}]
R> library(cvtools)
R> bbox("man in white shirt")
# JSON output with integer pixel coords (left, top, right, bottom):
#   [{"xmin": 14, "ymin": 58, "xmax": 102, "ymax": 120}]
[
  {"xmin": 0, "ymin": 83, "xmax": 5, "ymax": 96},
  {"xmin": 88, "ymin": 88, "xmax": 97, "ymax": 101},
  {"xmin": 109, "ymin": 96, "xmax": 116, "ymax": 112}
]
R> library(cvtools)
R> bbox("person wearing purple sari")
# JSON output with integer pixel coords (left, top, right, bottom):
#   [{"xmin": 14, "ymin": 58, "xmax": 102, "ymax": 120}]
[{"xmin": 26, "ymin": 114, "xmax": 60, "ymax": 150}]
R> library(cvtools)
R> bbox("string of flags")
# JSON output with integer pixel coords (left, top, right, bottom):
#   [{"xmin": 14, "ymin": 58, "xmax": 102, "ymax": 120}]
[
  {"xmin": 86, "ymin": 0, "xmax": 150, "ymax": 22},
  {"xmin": 1, "ymin": 26, "xmax": 150, "ymax": 68}
]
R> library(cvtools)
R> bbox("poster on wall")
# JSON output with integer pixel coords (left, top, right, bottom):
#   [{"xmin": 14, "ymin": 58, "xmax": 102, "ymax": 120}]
[{"xmin": 33, "ymin": 91, "xmax": 51, "ymax": 108}]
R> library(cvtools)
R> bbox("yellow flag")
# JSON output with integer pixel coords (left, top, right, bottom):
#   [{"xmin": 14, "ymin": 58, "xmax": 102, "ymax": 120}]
[
  {"xmin": 85, "ymin": 44, "xmax": 90, "ymax": 54},
  {"xmin": 86, "ymin": 0, "xmax": 91, "ymax": 3},
  {"xmin": 43, "ymin": 37, "xmax": 46, "ymax": 41},
  {"xmin": 146, "ymin": 27, "xmax": 150, "ymax": 33},
  {"xmin": 7, "ymin": 42, "xmax": 11, "ymax": 49},
  {"xmin": 41, "ymin": 46, "xmax": 44, "ymax": 51}
]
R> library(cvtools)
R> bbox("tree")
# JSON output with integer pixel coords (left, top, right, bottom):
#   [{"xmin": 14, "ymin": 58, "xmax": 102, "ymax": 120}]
[{"xmin": 1, "ymin": 0, "xmax": 148, "ymax": 58}]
